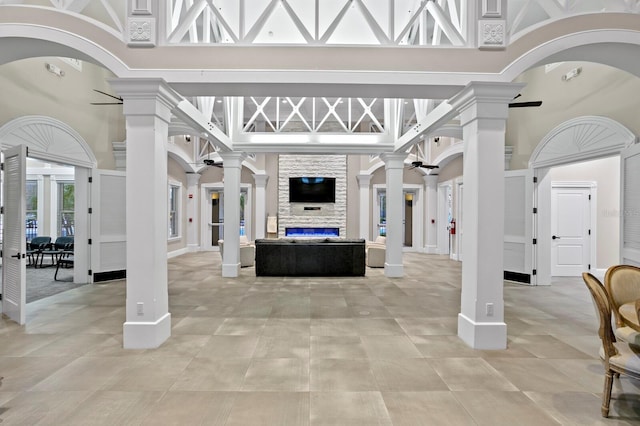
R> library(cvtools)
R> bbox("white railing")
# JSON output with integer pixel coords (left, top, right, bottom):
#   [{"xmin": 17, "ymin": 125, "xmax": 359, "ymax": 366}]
[
  {"xmin": 165, "ymin": 0, "xmax": 468, "ymax": 46},
  {"xmin": 508, "ymin": 0, "xmax": 640, "ymax": 41},
  {"xmin": 242, "ymin": 97, "xmax": 384, "ymax": 133}
]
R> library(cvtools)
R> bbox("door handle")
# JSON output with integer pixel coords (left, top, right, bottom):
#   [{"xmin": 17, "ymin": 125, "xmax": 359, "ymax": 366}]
[
  {"xmin": 10, "ymin": 252, "xmax": 22, "ymax": 259},
  {"xmin": 552, "ymin": 235, "xmax": 560, "ymax": 240}
]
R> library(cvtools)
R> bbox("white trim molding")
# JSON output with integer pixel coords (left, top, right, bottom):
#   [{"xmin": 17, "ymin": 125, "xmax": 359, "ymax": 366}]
[{"xmin": 530, "ymin": 116, "xmax": 637, "ymax": 169}]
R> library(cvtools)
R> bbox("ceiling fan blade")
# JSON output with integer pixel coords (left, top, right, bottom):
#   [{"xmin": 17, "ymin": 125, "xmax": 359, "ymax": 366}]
[
  {"xmin": 508, "ymin": 101, "xmax": 542, "ymax": 108},
  {"xmin": 419, "ymin": 164, "xmax": 439, "ymax": 169},
  {"xmin": 93, "ymin": 89, "xmax": 123, "ymax": 102},
  {"xmin": 90, "ymin": 102, "xmax": 123, "ymax": 105}
]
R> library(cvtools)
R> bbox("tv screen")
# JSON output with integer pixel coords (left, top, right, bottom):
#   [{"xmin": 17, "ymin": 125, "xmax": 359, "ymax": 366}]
[{"xmin": 289, "ymin": 177, "xmax": 336, "ymax": 203}]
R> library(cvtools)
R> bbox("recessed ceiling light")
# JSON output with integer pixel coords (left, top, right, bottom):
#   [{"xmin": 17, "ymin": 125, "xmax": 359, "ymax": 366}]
[
  {"xmin": 216, "ymin": 99, "xmax": 222, "ymax": 103},
  {"xmin": 282, "ymin": 99, "xmax": 288, "ymax": 104}
]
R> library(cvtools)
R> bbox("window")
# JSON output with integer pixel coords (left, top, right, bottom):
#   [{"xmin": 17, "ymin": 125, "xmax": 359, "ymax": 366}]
[
  {"xmin": 169, "ymin": 184, "xmax": 180, "ymax": 239},
  {"xmin": 26, "ymin": 180, "xmax": 38, "ymax": 240},
  {"xmin": 378, "ymin": 190, "xmax": 386, "ymax": 236},
  {"xmin": 58, "ymin": 182, "xmax": 75, "ymax": 236}
]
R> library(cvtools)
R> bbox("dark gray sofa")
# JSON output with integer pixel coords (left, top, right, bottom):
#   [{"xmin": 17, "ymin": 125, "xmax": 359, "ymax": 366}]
[{"xmin": 255, "ymin": 238, "xmax": 366, "ymax": 276}]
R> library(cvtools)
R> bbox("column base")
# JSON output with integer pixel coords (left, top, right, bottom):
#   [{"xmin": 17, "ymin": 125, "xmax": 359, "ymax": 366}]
[
  {"xmin": 222, "ymin": 262, "xmax": 241, "ymax": 277},
  {"xmin": 123, "ymin": 312, "xmax": 171, "ymax": 349},
  {"xmin": 457, "ymin": 313, "xmax": 507, "ymax": 350},
  {"xmin": 384, "ymin": 263, "xmax": 404, "ymax": 278}
]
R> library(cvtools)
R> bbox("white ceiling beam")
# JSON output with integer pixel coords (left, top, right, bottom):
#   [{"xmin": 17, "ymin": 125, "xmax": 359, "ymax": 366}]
[
  {"xmin": 281, "ymin": 0, "xmax": 316, "ymax": 44},
  {"xmin": 426, "ymin": 1, "xmax": 464, "ymax": 46},
  {"xmin": 243, "ymin": 0, "xmax": 280, "ymax": 43},
  {"xmin": 174, "ymin": 99, "xmax": 233, "ymax": 152},
  {"xmin": 394, "ymin": 0, "xmax": 429, "ymax": 44},
  {"xmin": 394, "ymin": 101, "xmax": 457, "ymax": 152},
  {"xmin": 536, "ymin": 0, "xmax": 566, "ymax": 17},
  {"xmin": 206, "ymin": 0, "xmax": 239, "ymax": 42},
  {"xmin": 319, "ymin": 0, "xmax": 352, "ymax": 44},
  {"xmin": 168, "ymin": 0, "xmax": 208, "ymax": 43},
  {"xmin": 99, "ymin": 0, "xmax": 124, "ymax": 33},
  {"xmin": 354, "ymin": 0, "xmax": 391, "ymax": 45}
]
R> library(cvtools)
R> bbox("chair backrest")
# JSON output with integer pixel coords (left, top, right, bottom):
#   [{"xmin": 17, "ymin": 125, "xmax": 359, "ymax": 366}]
[
  {"xmin": 583, "ymin": 272, "xmax": 618, "ymax": 360},
  {"xmin": 30, "ymin": 236, "xmax": 51, "ymax": 248},
  {"xmin": 605, "ymin": 264, "xmax": 640, "ymax": 328},
  {"xmin": 54, "ymin": 236, "xmax": 74, "ymax": 250}
]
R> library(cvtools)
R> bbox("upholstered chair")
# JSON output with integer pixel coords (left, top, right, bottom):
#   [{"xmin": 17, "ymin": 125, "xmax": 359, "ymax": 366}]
[{"xmin": 605, "ymin": 265, "xmax": 640, "ymax": 346}]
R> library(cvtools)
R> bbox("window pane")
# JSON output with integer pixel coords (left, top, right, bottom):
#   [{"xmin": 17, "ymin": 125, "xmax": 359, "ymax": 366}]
[
  {"xmin": 26, "ymin": 180, "xmax": 38, "ymax": 240},
  {"xmin": 58, "ymin": 182, "xmax": 75, "ymax": 236},
  {"xmin": 169, "ymin": 185, "xmax": 179, "ymax": 238}
]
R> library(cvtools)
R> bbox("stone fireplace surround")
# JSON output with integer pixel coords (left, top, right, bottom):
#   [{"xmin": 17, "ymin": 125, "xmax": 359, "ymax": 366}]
[{"xmin": 278, "ymin": 155, "xmax": 347, "ymax": 238}]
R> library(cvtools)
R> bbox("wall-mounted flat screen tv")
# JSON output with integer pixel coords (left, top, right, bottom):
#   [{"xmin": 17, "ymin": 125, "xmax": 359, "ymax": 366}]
[{"xmin": 289, "ymin": 177, "xmax": 336, "ymax": 203}]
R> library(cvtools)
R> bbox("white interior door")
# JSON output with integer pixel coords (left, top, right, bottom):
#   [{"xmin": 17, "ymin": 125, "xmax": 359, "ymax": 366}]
[
  {"xmin": 551, "ymin": 186, "xmax": 591, "ymax": 276},
  {"xmin": 90, "ymin": 169, "xmax": 126, "ymax": 278},
  {"xmin": 621, "ymin": 143, "xmax": 640, "ymax": 265},
  {"xmin": 504, "ymin": 170, "xmax": 533, "ymax": 283},
  {"xmin": 2, "ymin": 145, "xmax": 27, "ymax": 324}
]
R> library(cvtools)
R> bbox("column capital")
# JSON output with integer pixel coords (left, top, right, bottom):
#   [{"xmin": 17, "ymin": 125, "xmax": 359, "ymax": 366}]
[
  {"xmin": 253, "ymin": 173, "xmax": 269, "ymax": 187},
  {"xmin": 356, "ymin": 173, "xmax": 372, "ymax": 188},
  {"xmin": 220, "ymin": 151, "xmax": 247, "ymax": 168},
  {"xmin": 449, "ymin": 82, "xmax": 525, "ymax": 125},
  {"xmin": 380, "ymin": 152, "xmax": 408, "ymax": 169},
  {"xmin": 108, "ymin": 78, "xmax": 182, "ymax": 121},
  {"xmin": 423, "ymin": 174, "xmax": 438, "ymax": 186},
  {"xmin": 186, "ymin": 172, "xmax": 201, "ymax": 187}
]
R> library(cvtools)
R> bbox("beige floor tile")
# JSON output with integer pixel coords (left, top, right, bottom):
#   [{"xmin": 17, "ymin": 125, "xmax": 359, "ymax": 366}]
[
  {"xmin": 30, "ymin": 357, "xmax": 129, "ymax": 391},
  {"xmin": 263, "ymin": 318, "xmax": 310, "ymax": 336},
  {"xmin": 486, "ymin": 358, "xmax": 590, "ymax": 392},
  {"xmin": 510, "ymin": 335, "xmax": 594, "ymax": 359},
  {"xmin": 141, "ymin": 391, "xmax": 235, "ymax": 426},
  {"xmin": 395, "ymin": 317, "xmax": 458, "ymax": 335},
  {"xmin": 253, "ymin": 335, "xmax": 310, "ymax": 358},
  {"xmin": 24, "ymin": 333, "xmax": 114, "ymax": 357},
  {"xmin": 354, "ymin": 318, "xmax": 405, "ymax": 335},
  {"xmin": 430, "ymin": 358, "xmax": 519, "ymax": 391},
  {"xmin": 102, "ymin": 356, "xmax": 191, "ymax": 391},
  {"xmin": 310, "ymin": 319, "xmax": 359, "ymax": 336},
  {"xmin": 310, "ymin": 391, "xmax": 392, "ymax": 425},
  {"xmin": 311, "ymin": 336, "xmax": 367, "ymax": 359},
  {"xmin": 310, "ymin": 359, "xmax": 378, "ymax": 391},
  {"xmin": 360, "ymin": 335, "xmax": 423, "ymax": 359},
  {"xmin": 196, "ymin": 335, "xmax": 259, "ymax": 358},
  {"xmin": 57, "ymin": 390, "xmax": 165, "ymax": 426},
  {"xmin": 0, "ymin": 334, "xmax": 59, "ymax": 356},
  {"xmin": 411, "ymin": 335, "xmax": 481, "ymax": 358},
  {"xmin": 172, "ymin": 317, "xmax": 225, "ymax": 335},
  {"xmin": 0, "ymin": 391, "xmax": 90, "ymax": 425},
  {"xmin": 371, "ymin": 359, "xmax": 449, "ymax": 391},
  {"xmin": 149, "ymin": 334, "xmax": 210, "ymax": 358},
  {"xmin": 382, "ymin": 391, "xmax": 477, "ymax": 426},
  {"xmin": 525, "ymin": 391, "xmax": 634, "ymax": 425},
  {"xmin": 0, "ymin": 356, "xmax": 73, "ymax": 391},
  {"xmin": 170, "ymin": 358, "xmax": 251, "ymax": 391},
  {"xmin": 214, "ymin": 318, "xmax": 267, "ymax": 335},
  {"xmin": 453, "ymin": 391, "xmax": 562, "ymax": 426},
  {"xmin": 226, "ymin": 392, "xmax": 309, "ymax": 426},
  {"xmin": 243, "ymin": 358, "xmax": 309, "ymax": 391}
]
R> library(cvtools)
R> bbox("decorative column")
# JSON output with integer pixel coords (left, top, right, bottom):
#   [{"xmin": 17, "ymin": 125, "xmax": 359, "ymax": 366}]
[
  {"xmin": 380, "ymin": 152, "xmax": 407, "ymax": 277},
  {"xmin": 449, "ymin": 82, "xmax": 524, "ymax": 350},
  {"xmin": 423, "ymin": 174, "xmax": 438, "ymax": 254},
  {"xmin": 109, "ymin": 78, "xmax": 180, "ymax": 349},
  {"xmin": 186, "ymin": 173, "xmax": 201, "ymax": 252},
  {"xmin": 253, "ymin": 173, "xmax": 269, "ymax": 240},
  {"xmin": 356, "ymin": 174, "xmax": 372, "ymax": 240},
  {"xmin": 221, "ymin": 151, "xmax": 247, "ymax": 277}
]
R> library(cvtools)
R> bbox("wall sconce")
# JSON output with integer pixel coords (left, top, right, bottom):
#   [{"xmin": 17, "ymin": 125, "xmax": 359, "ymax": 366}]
[
  {"xmin": 211, "ymin": 192, "xmax": 220, "ymax": 200},
  {"xmin": 405, "ymin": 193, "xmax": 414, "ymax": 201},
  {"xmin": 185, "ymin": 135, "xmax": 191, "ymax": 142}
]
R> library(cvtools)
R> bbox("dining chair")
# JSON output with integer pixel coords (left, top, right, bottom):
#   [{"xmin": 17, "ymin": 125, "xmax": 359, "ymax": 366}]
[
  {"xmin": 26, "ymin": 236, "xmax": 51, "ymax": 267},
  {"xmin": 582, "ymin": 272, "xmax": 640, "ymax": 417},
  {"xmin": 604, "ymin": 264, "xmax": 640, "ymax": 345}
]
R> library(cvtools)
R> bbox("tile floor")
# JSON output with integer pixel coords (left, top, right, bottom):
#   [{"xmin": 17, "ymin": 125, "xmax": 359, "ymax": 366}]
[{"xmin": 0, "ymin": 252, "xmax": 639, "ymax": 425}]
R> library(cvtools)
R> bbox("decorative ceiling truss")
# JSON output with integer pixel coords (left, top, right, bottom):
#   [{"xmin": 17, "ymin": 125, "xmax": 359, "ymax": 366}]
[
  {"xmin": 508, "ymin": 0, "xmax": 640, "ymax": 40},
  {"xmin": 194, "ymin": 96, "xmax": 226, "ymax": 133},
  {"xmin": 242, "ymin": 97, "xmax": 385, "ymax": 133},
  {"xmin": 166, "ymin": 0, "xmax": 467, "ymax": 46}
]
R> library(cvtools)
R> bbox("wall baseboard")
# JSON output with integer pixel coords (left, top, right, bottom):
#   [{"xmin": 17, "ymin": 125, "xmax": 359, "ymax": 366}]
[{"xmin": 168, "ymin": 247, "xmax": 189, "ymax": 259}]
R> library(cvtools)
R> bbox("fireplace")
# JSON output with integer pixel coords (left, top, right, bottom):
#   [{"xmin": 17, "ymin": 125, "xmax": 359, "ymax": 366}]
[{"xmin": 285, "ymin": 227, "xmax": 339, "ymax": 238}]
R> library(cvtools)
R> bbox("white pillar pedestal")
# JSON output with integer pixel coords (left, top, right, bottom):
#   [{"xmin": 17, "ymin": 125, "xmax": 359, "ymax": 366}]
[
  {"xmin": 186, "ymin": 173, "xmax": 201, "ymax": 252},
  {"xmin": 380, "ymin": 153, "xmax": 407, "ymax": 277},
  {"xmin": 356, "ymin": 174, "xmax": 371, "ymax": 240},
  {"xmin": 253, "ymin": 173, "xmax": 269, "ymax": 240},
  {"xmin": 423, "ymin": 174, "xmax": 438, "ymax": 254},
  {"xmin": 449, "ymin": 82, "xmax": 525, "ymax": 350},
  {"xmin": 110, "ymin": 78, "xmax": 181, "ymax": 349},
  {"xmin": 221, "ymin": 152, "xmax": 247, "ymax": 277}
]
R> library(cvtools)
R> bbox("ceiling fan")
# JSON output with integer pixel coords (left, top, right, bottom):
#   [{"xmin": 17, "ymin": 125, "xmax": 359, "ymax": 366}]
[
  {"xmin": 407, "ymin": 143, "xmax": 439, "ymax": 170},
  {"xmin": 90, "ymin": 89, "xmax": 123, "ymax": 105},
  {"xmin": 508, "ymin": 94, "xmax": 542, "ymax": 108}
]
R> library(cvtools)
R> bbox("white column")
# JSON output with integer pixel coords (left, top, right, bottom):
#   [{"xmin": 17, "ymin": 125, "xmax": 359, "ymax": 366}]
[
  {"xmin": 186, "ymin": 173, "xmax": 201, "ymax": 252},
  {"xmin": 74, "ymin": 167, "xmax": 90, "ymax": 284},
  {"xmin": 449, "ymin": 82, "xmax": 525, "ymax": 350},
  {"xmin": 221, "ymin": 152, "xmax": 247, "ymax": 277},
  {"xmin": 356, "ymin": 174, "xmax": 371, "ymax": 240},
  {"xmin": 253, "ymin": 173, "xmax": 269, "ymax": 240},
  {"xmin": 423, "ymin": 174, "xmax": 438, "ymax": 254},
  {"xmin": 110, "ymin": 79, "xmax": 180, "ymax": 349},
  {"xmin": 380, "ymin": 152, "xmax": 407, "ymax": 277}
]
